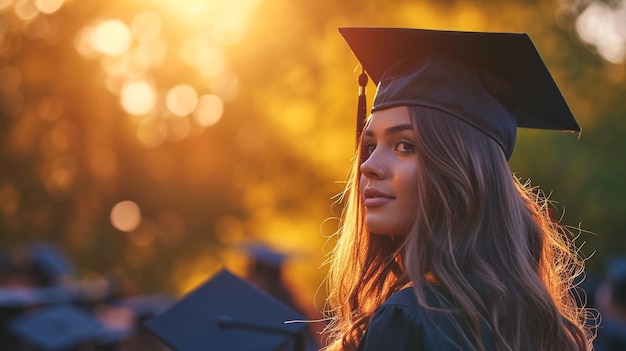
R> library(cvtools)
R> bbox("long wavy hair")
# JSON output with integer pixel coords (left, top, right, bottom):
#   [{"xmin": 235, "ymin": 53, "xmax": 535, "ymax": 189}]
[{"xmin": 323, "ymin": 106, "xmax": 593, "ymax": 350}]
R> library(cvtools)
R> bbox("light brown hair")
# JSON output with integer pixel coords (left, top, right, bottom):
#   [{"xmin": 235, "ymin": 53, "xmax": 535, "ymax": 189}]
[{"xmin": 324, "ymin": 106, "xmax": 593, "ymax": 350}]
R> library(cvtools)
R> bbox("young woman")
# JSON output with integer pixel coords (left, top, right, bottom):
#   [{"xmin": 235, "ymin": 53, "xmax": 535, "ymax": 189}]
[{"xmin": 323, "ymin": 28, "xmax": 594, "ymax": 351}]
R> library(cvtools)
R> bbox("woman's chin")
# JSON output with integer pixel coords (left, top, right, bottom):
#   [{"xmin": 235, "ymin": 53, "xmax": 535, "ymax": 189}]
[{"xmin": 365, "ymin": 221, "xmax": 402, "ymax": 236}]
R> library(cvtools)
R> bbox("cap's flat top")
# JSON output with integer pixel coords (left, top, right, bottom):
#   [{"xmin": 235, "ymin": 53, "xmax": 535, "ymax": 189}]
[
  {"xmin": 9, "ymin": 305, "xmax": 102, "ymax": 351},
  {"xmin": 339, "ymin": 27, "xmax": 580, "ymax": 132},
  {"xmin": 144, "ymin": 269, "xmax": 306, "ymax": 351}
]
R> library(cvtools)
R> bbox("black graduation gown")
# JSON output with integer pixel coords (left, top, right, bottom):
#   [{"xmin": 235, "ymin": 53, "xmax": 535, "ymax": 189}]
[{"xmin": 357, "ymin": 288, "xmax": 495, "ymax": 351}]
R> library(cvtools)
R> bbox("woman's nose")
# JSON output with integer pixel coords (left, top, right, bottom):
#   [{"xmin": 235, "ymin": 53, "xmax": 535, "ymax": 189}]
[{"xmin": 360, "ymin": 149, "xmax": 387, "ymax": 180}]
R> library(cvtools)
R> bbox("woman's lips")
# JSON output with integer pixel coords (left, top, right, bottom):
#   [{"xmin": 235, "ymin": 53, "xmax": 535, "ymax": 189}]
[
  {"xmin": 362, "ymin": 188, "xmax": 394, "ymax": 207},
  {"xmin": 363, "ymin": 197, "xmax": 392, "ymax": 207}
]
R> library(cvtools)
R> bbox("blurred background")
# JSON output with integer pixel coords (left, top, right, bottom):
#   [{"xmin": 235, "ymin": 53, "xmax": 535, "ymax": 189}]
[{"xmin": 0, "ymin": 0, "xmax": 625, "ymax": 349}]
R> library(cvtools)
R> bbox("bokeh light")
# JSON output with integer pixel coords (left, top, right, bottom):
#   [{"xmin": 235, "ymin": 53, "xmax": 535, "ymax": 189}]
[
  {"xmin": 137, "ymin": 118, "xmax": 165, "ymax": 148},
  {"xmin": 44, "ymin": 156, "xmax": 77, "ymax": 195},
  {"xmin": 161, "ymin": 114, "xmax": 191, "ymax": 141},
  {"xmin": 14, "ymin": 0, "xmax": 39, "ymax": 21},
  {"xmin": 91, "ymin": 19, "xmax": 132, "ymax": 56},
  {"xmin": 193, "ymin": 94, "xmax": 223, "ymax": 127},
  {"xmin": 37, "ymin": 97, "xmax": 64, "ymax": 121},
  {"xmin": 212, "ymin": 17, "xmax": 246, "ymax": 46},
  {"xmin": 180, "ymin": 36, "xmax": 226, "ymax": 78},
  {"xmin": 131, "ymin": 10, "xmax": 162, "ymax": 42},
  {"xmin": 132, "ymin": 39, "xmax": 167, "ymax": 70},
  {"xmin": 110, "ymin": 200, "xmax": 142, "ymax": 232},
  {"xmin": 69, "ymin": 2, "xmax": 251, "ymax": 148},
  {"xmin": 35, "ymin": 0, "xmax": 64, "ymax": 14},
  {"xmin": 576, "ymin": 0, "xmax": 626, "ymax": 64},
  {"xmin": 23, "ymin": 15, "xmax": 50, "ymax": 40},
  {"xmin": 0, "ymin": 0, "xmax": 13, "ymax": 12},
  {"xmin": 40, "ymin": 125, "xmax": 70, "ymax": 157},
  {"xmin": 165, "ymin": 84, "xmax": 197, "ymax": 117},
  {"xmin": 208, "ymin": 71, "xmax": 239, "ymax": 102},
  {"xmin": 121, "ymin": 80, "xmax": 157, "ymax": 115},
  {"xmin": 129, "ymin": 222, "xmax": 156, "ymax": 247}
]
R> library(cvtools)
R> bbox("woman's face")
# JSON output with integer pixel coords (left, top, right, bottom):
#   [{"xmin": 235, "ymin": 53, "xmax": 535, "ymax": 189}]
[{"xmin": 360, "ymin": 106, "xmax": 420, "ymax": 236}]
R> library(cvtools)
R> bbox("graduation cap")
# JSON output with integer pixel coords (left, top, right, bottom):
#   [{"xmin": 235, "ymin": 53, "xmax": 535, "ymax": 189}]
[
  {"xmin": 7, "ymin": 304, "xmax": 103, "ymax": 351},
  {"xmin": 243, "ymin": 243, "xmax": 289, "ymax": 269},
  {"xmin": 0, "ymin": 285, "xmax": 85, "ymax": 308},
  {"xmin": 0, "ymin": 278, "xmax": 119, "ymax": 310},
  {"xmin": 143, "ymin": 269, "xmax": 308, "ymax": 351},
  {"xmin": 29, "ymin": 243, "xmax": 76, "ymax": 285},
  {"xmin": 339, "ymin": 27, "xmax": 580, "ymax": 159}
]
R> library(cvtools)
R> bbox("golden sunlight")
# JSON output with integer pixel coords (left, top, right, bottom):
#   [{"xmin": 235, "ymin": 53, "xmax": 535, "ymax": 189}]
[
  {"xmin": 152, "ymin": 0, "xmax": 263, "ymax": 48},
  {"xmin": 68, "ymin": 0, "xmax": 263, "ymax": 148}
]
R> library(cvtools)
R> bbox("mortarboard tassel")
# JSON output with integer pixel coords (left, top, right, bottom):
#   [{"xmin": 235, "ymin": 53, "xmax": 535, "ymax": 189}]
[{"xmin": 356, "ymin": 68, "xmax": 368, "ymax": 145}]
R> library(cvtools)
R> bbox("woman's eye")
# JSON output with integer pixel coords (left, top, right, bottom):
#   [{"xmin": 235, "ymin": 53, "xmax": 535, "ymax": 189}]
[
  {"xmin": 363, "ymin": 142, "xmax": 376, "ymax": 155},
  {"xmin": 361, "ymin": 142, "xmax": 376, "ymax": 162},
  {"xmin": 395, "ymin": 141, "xmax": 414, "ymax": 154}
]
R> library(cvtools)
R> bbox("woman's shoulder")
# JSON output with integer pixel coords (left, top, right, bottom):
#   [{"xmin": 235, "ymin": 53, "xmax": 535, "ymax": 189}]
[
  {"xmin": 357, "ymin": 288, "xmax": 448, "ymax": 351},
  {"xmin": 379, "ymin": 286, "xmax": 441, "ymax": 316},
  {"xmin": 384, "ymin": 287, "xmax": 421, "ymax": 308},
  {"xmin": 358, "ymin": 287, "xmax": 495, "ymax": 351},
  {"xmin": 357, "ymin": 288, "xmax": 425, "ymax": 351}
]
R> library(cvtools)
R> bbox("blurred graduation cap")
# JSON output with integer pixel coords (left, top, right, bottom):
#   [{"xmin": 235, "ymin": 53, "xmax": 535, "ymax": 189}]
[
  {"xmin": 7, "ymin": 304, "xmax": 102, "ymax": 351},
  {"xmin": 0, "ymin": 243, "xmax": 77, "ymax": 287},
  {"xmin": 0, "ymin": 278, "xmax": 119, "ymax": 310},
  {"xmin": 29, "ymin": 243, "xmax": 77, "ymax": 286},
  {"xmin": 0, "ymin": 285, "xmax": 83, "ymax": 308},
  {"xmin": 339, "ymin": 27, "xmax": 580, "ymax": 159},
  {"xmin": 144, "ymin": 269, "xmax": 308, "ymax": 351},
  {"xmin": 605, "ymin": 257, "xmax": 626, "ymax": 306},
  {"xmin": 243, "ymin": 243, "xmax": 290, "ymax": 269}
]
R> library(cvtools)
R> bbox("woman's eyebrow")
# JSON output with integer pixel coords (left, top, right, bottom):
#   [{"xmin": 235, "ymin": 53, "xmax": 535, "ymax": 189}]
[{"xmin": 364, "ymin": 123, "xmax": 413, "ymax": 137}]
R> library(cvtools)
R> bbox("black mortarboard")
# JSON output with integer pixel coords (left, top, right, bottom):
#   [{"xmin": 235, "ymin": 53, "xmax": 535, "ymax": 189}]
[
  {"xmin": 8, "ymin": 304, "xmax": 102, "ymax": 350},
  {"xmin": 243, "ymin": 243, "xmax": 289, "ymax": 269},
  {"xmin": 143, "ymin": 269, "xmax": 307, "ymax": 351},
  {"xmin": 29, "ymin": 243, "xmax": 76, "ymax": 285},
  {"xmin": 339, "ymin": 27, "xmax": 580, "ymax": 159}
]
